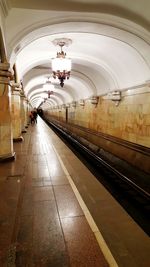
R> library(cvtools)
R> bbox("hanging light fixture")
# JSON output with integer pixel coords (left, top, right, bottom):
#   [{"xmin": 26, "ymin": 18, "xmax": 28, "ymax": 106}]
[
  {"xmin": 43, "ymin": 77, "xmax": 54, "ymax": 98},
  {"xmin": 51, "ymin": 38, "xmax": 72, "ymax": 87},
  {"xmin": 43, "ymin": 77, "xmax": 54, "ymax": 91}
]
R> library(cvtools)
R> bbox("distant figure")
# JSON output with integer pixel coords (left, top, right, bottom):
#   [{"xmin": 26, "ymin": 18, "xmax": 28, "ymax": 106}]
[
  {"xmin": 33, "ymin": 109, "xmax": 38, "ymax": 123},
  {"xmin": 29, "ymin": 111, "xmax": 35, "ymax": 124}
]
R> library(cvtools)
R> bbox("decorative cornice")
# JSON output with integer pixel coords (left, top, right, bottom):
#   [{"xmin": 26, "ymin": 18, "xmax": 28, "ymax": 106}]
[
  {"xmin": 52, "ymin": 38, "xmax": 72, "ymax": 47},
  {"xmin": 0, "ymin": 0, "xmax": 11, "ymax": 17},
  {"xmin": 0, "ymin": 62, "xmax": 13, "ymax": 84}
]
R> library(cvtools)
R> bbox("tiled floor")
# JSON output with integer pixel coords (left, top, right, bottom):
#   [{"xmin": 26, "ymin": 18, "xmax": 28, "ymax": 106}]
[
  {"xmin": 0, "ymin": 118, "xmax": 150, "ymax": 267},
  {"xmin": 0, "ymin": 119, "xmax": 109, "ymax": 267}
]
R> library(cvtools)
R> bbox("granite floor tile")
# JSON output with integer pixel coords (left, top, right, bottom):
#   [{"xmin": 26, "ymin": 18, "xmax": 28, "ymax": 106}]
[
  {"xmin": 30, "ymin": 155, "xmax": 47, "ymax": 163},
  {"xmin": 61, "ymin": 216, "xmax": 109, "ymax": 267},
  {"xmin": 51, "ymin": 175, "xmax": 69, "ymax": 186},
  {"xmin": 38, "ymin": 165, "xmax": 50, "ymax": 178},
  {"xmin": 0, "ymin": 176, "xmax": 24, "ymax": 266},
  {"xmin": 33, "ymin": 186, "xmax": 54, "ymax": 202},
  {"xmin": 34, "ymin": 200, "xmax": 59, "ymax": 220},
  {"xmin": 16, "ymin": 216, "xmax": 33, "ymax": 267},
  {"xmin": 21, "ymin": 188, "xmax": 34, "ymax": 216},
  {"xmin": 46, "ymin": 162, "xmax": 66, "ymax": 177},
  {"xmin": 33, "ymin": 208, "xmax": 69, "ymax": 267},
  {"xmin": 54, "ymin": 184, "xmax": 83, "ymax": 218},
  {"xmin": 32, "ymin": 180, "xmax": 44, "ymax": 187},
  {"xmin": 0, "ymin": 179, "xmax": 21, "ymax": 246},
  {"xmin": 0, "ymin": 120, "xmax": 130, "ymax": 267},
  {"xmin": 43, "ymin": 180, "xmax": 52, "ymax": 186}
]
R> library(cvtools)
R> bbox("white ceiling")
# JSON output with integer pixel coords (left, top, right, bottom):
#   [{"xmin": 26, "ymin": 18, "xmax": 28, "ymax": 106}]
[{"xmin": 4, "ymin": 0, "xmax": 150, "ymax": 108}]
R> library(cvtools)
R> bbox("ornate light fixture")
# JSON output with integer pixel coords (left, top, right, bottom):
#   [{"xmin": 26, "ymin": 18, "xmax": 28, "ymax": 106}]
[
  {"xmin": 47, "ymin": 91, "xmax": 54, "ymax": 98},
  {"xmin": 43, "ymin": 77, "xmax": 54, "ymax": 98},
  {"xmin": 51, "ymin": 38, "xmax": 72, "ymax": 87}
]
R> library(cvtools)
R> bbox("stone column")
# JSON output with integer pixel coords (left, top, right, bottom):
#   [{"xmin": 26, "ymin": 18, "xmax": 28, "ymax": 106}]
[
  {"xmin": 20, "ymin": 92, "xmax": 27, "ymax": 133},
  {"xmin": 11, "ymin": 84, "xmax": 23, "ymax": 141},
  {"xmin": 27, "ymin": 100, "xmax": 32, "ymax": 125},
  {"xmin": 0, "ymin": 62, "xmax": 15, "ymax": 160},
  {"xmin": 24, "ymin": 98, "xmax": 29, "ymax": 128}
]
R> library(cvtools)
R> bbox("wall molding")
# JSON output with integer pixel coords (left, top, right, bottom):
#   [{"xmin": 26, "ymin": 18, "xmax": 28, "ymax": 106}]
[{"xmin": 0, "ymin": 0, "xmax": 11, "ymax": 17}]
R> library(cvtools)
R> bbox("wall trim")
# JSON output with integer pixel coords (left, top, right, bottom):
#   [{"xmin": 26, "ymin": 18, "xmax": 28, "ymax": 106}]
[{"xmin": 0, "ymin": 0, "xmax": 11, "ymax": 17}]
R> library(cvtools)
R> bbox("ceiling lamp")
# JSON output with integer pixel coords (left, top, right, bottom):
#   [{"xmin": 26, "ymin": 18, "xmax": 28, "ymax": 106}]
[
  {"xmin": 47, "ymin": 91, "xmax": 54, "ymax": 98},
  {"xmin": 43, "ymin": 77, "xmax": 54, "ymax": 91},
  {"xmin": 51, "ymin": 38, "xmax": 72, "ymax": 87},
  {"xmin": 43, "ymin": 77, "xmax": 54, "ymax": 98}
]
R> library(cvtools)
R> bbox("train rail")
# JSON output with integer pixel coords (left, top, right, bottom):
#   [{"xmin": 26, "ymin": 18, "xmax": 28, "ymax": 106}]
[{"xmin": 44, "ymin": 117, "xmax": 150, "ymax": 235}]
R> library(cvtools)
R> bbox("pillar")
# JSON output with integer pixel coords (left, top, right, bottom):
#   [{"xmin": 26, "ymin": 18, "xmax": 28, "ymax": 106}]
[
  {"xmin": 24, "ymin": 98, "xmax": 29, "ymax": 128},
  {"xmin": 11, "ymin": 84, "xmax": 23, "ymax": 141},
  {"xmin": 27, "ymin": 100, "xmax": 31, "ymax": 125},
  {"xmin": 0, "ymin": 62, "xmax": 15, "ymax": 160},
  {"xmin": 20, "ymin": 92, "xmax": 27, "ymax": 133}
]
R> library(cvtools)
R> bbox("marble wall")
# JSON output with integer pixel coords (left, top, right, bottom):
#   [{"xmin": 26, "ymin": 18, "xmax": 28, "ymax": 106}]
[
  {"xmin": 0, "ymin": 82, "xmax": 14, "ymax": 158},
  {"xmin": 11, "ymin": 89, "xmax": 23, "ymax": 141},
  {"xmin": 47, "ymin": 86, "xmax": 150, "ymax": 148}
]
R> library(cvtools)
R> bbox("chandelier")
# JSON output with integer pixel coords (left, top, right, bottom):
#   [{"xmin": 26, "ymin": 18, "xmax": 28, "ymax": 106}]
[
  {"xmin": 43, "ymin": 77, "xmax": 54, "ymax": 98},
  {"xmin": 51, "ymin": 38, "xmax": 72, "ymax": 87}
]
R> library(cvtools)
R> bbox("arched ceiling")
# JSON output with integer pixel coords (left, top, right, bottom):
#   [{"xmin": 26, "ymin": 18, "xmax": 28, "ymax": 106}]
[{"xmin": 4, "ymin": 0, "xmax": 150, "ymax": 109}]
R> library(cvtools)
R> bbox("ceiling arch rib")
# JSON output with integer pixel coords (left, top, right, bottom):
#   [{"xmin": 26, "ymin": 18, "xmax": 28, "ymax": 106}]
[
  {"xmin": 6, "ymin": 0, "xmax": 150, "ymax": 30},
  {"xmin": 23, "ymin": 65, "xmax": 111, "ymax": 101},
  {"xmin": 7, "ymin": 13, "xmax": 150, "ymax": 61},
  {"xmin": 28, "ymin": 88, "xmax": 66, "ymax": 104},
  {"xmin": 31, "ymin": 96, "xmax": 57, "ymax": 109},
  {"xmin": 41, "ymin": 99, "xmax": 59, "ymax": 110},
  {"xmin": 27, "ymin": 78, "xmax": 93, "ymax": 104},
  {"xmin": 44, "ymin": 98, "xmax": 61, "ymax": 107},
  {"xmin": 15, "ymin": 45, "xmax": 118, "ymax": 87},
  {"xmin": 7, "ymin": 7, "xmax": 150, "ymax": 109},
  {"xmin": 23, "ymin": 66, "xmax": 100, "ymax": 103},
  {"xmin": 25, "ymin": 75, "xmax": 73, "ymax": 100},
  {"xmin": 42, "ymin": 102, "xmax": 54, "ymax": 110},
  {"xmin": 72, "ymin": 63, "xmax": 116, "ymax": 94},
  {"xmin": 63, "ymin": 76, "xmax": 95, "ymax": 99},
  {"xmin": 25, "ymin": 79, "xmax": 74, "ymax": 103},
  {"xmin": 31, "ymin": 97, "xmax": 42, "ymax": 107},
  {"xmin": 23, "ymin": 65, "xmax": 99, "ymax": 98},
  {"xmin": 16, "ymin": 32, "xmax": 150, "ymax": 85},
  {"xmin": 30, "ymin": 93, "xmax": 63, "ymax": 106}
]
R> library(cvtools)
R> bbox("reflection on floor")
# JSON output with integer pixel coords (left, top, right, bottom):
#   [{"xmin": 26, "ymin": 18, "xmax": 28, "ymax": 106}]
[{"xmin": 0, "ymin": 119, "xmax": 109, "ymax": 266}]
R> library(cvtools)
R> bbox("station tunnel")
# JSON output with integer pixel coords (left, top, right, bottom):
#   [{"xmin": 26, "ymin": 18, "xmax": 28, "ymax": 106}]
[{"xmin": 0, "ymin": 1, "xmax": 150, "ymax": 266}]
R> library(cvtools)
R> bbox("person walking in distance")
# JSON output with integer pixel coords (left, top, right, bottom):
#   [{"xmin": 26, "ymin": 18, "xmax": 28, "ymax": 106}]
[
  {"xmin": 33, "ymin": 109, "xmax": 38, "ymax": 123},
  {"xmin": 29, "ymin": 111, "xmax": 35, "ymax": 125}
]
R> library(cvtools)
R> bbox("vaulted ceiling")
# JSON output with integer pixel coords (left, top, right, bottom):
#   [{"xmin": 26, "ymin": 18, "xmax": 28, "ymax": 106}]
[{"xmin": 3, "ymin": 0, "xmax": 150, "ymax": 108}]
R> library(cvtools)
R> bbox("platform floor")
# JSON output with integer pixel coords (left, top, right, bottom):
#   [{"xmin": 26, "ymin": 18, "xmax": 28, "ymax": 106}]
[{"xmin": 0, "ymin": 118, "xmax": 149, "ymax": 267}]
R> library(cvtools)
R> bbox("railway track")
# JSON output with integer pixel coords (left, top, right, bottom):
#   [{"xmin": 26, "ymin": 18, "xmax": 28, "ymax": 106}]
[{"xmin": 44, "ymin": 117, "xmax": 150, "ymax": 236}]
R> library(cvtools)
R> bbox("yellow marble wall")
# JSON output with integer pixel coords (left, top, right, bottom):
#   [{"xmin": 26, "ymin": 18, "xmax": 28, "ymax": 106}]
[
  {"xmin": 47, "ymin": 86, "xmax": 150, "ymax": 148},
  {"xmin": 0, "ymin": 83, "xmax": 13, "ymax": 157},
  {"xmin": 20, "ymin": 95, "xmax": 27, "ymax": 132},
  {"xmin": 47, "ymin": 108, "xmax": 66, "ymax": 122},
  {"xmin": 11, "ymin": 90, "xmax": 22, "ymax": 140},
  {"xmin": 24, "ymin": 99, "xmax": 29, "ymax": 127},
  {"xmin": 72, "ymin": 86, "xmax": 150, "ymax": 148}
]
